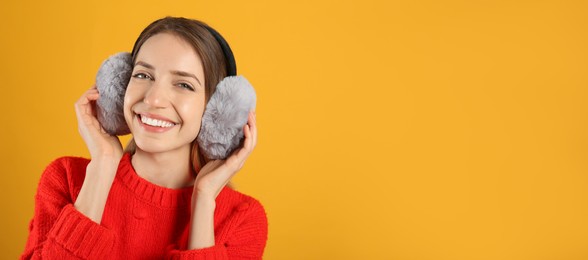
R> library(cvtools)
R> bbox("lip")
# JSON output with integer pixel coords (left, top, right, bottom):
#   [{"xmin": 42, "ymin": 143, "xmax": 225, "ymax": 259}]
[
  {"xmin": 138, "ymin": 112, "xmax": 177, "ymax": 123},
  {"xmin": 135, "ymin": 112, "xmax": 178, "ymax": 133}
]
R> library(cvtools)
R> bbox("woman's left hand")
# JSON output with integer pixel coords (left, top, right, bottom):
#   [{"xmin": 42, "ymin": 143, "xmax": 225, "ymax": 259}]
[
  {"xmin": 188, "ymin": 111, "xmax": 257, "ymax": 249},
  {"xmin": 193, "ymin": 111, "xmax": 257, "ymax": 200}
]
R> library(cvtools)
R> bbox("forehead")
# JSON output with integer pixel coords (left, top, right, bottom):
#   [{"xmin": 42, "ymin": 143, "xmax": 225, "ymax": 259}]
[{"xmin": 135, "ymin": 32, "xmax": 204, "ymax": 77}]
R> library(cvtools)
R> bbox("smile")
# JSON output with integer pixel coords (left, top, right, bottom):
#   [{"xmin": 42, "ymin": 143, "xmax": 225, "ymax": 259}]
[
  {"xmin": 135, "ymin": 113, "xmax": 178, "ymax": 133},
  {"xmin": 140, "ymin": 115, "xmax": 175, "ymax": 128}
]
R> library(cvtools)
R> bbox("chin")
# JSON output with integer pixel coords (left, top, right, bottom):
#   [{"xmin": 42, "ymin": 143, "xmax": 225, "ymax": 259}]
[
  {"xmin": 133, "ymin": 138, "xmax": 194, "ymax": 155},
  {"xmin": 134, "ymin": 139, "xmax": 173, "ymax": 154}
]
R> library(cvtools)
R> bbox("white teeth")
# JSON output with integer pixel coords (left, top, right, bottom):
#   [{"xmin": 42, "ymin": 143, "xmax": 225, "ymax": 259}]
[{"xmin": 140, "ymin": 115, "xmax": 175, "ymax": 128}]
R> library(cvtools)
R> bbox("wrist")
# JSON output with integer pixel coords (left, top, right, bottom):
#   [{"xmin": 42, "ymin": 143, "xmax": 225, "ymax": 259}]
[
  {"xmin": 191, "ymin": 191, "xmax": 216, "ymax": 216},
  {"xmin": 88, "ymin": 156, "xmax": 120, "ymax": 172},
  {"xmin": 92, "ymin": 152, "xmax": 123, "ymax": 163},
  {"xmin": 188, "ymin": 194, "xmax": 216, "ymax": 250},
  {"xmin": 192, "ymin": 194, "xmax": 217, "ymax": 209},
  {"xmin": 75, "ymin": 159, "xmax": 119, "ymax": 223}
]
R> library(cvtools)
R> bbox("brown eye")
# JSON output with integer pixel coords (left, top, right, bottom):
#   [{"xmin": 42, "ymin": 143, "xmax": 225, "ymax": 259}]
[
  {"xmin": 132, "ymin": 73, "xmax": 152, "ymax": 80},
  {"xmin": 178, "ymin": 83, "xmax": 195, "ymax": 91}
]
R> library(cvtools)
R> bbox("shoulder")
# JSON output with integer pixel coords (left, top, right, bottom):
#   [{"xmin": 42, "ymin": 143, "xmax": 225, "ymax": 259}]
[
  {"xmin": 218, "ymin": 187, "xmax": 263, "ymax": 208},
  {"xmin": 216, "ymin": 187, "xmax": 268, "ymax": 252},
  {"xmin": 43, "ymin": 156, "xmax": 90, "ymax": 174},
  {"xmin": 42, "ymin": 156, "xmax": 91, "ymax": 182},
  {"xmin": 37, "ymin": 156, "xmax": 90, "ymax": 201},
  {"xmin": 218, "ymin": 187, "xmax": 266, "ymax": 215}
]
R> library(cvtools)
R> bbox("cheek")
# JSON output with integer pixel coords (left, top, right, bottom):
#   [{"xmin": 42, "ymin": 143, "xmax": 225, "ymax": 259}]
[
  {"xmin": 123, "ymin": 84, "xmax": 142, "ymax": 122},
  {"xmin": 177, "ymin": 96, "xmax": 206, "ymax": 129}
]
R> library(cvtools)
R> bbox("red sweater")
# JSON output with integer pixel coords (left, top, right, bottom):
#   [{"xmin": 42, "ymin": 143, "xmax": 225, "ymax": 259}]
[{"xmin": 21, "ymin": 153, "xmax": 268, "ymax": 259}]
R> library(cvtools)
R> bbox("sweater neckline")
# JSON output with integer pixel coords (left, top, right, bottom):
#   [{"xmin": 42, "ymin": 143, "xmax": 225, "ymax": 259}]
[{"xmin": 116, "ymin": 153, "xmax": 193, "ymax": 208}]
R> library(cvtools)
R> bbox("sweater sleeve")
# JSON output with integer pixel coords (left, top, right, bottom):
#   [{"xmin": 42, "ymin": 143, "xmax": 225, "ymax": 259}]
[
  {"xmin": 166, "ymin": 199, "xmax": 268, "ymax": 260},
  {"xmin": 20, "ymin": 158, "xmax": 116, "ymax": 260}
]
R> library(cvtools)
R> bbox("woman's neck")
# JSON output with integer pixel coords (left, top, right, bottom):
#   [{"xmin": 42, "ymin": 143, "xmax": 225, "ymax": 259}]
[{"xmin": 131, "ymin": 145, "xmax": 196, "ymax": 189}]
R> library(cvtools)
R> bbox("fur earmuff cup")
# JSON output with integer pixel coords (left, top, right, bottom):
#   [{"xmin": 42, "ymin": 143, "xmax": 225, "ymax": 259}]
[
  {"xmin": 95, "ymin": 52, "xmax": 132, "ymax": 136},
  {"xmin": 197, "ymin": 76, "xmax": 257, "ymax": 159},
  {"xmin": 94, "ymin": 52, "xmax": 256, "ymax": 159}
]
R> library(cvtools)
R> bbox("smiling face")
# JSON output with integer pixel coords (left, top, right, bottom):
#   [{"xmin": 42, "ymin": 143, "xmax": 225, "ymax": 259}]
[{"xmin": 123, "ymin": 32, "xmax": 206, "ymax": 154}]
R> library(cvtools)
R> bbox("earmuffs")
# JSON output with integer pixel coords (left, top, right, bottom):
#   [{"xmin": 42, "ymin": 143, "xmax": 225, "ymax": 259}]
[{"xmin": 95, "ymin": 26, "xmax": 256, "ymax": 160}]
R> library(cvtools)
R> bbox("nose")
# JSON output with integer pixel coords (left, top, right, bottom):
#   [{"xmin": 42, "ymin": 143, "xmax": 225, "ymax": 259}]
[{"xmin": 143, "ymin": 81, "xmax": 170, "ymax": 108}]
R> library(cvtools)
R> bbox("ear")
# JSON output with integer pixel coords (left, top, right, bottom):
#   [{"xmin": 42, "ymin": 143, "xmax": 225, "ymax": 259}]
[
  {"xmin": 197, "ymin": 76, "xmax": 257, "ymax": 160},
  {"xmin": 95, "ymin": 52, "xmax": 133, "ymax": 136}
]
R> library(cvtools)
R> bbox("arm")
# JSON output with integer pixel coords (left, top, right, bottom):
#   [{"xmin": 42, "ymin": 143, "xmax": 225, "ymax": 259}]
[
  {"xmin": 21, "ymin": 87, "xmax": 123, "ymax": 259},
  {"xmin": 223, "ymin": 200, "xmax": 268, "ymax": 259},
  {"xmin": 20, "ymin": 158, "xmax": 117, "ymax": 260},
  {"xmin": 166, "ymin": 197, "xmax": 268, "ymax": 260},
  {"xmin": 72, "ymin": 86, "xmax": 123, "ymax": 223},
  {"xmin": 189, "ymin": 111, "xmax": 258, "ymax": 250},
  {"xmin": 74, "ymin": 157, "xmax": 119, "ymax": 223},
  {"xmin": 165, "ymin": 112, "xmax": 263, "ymax": 259}
]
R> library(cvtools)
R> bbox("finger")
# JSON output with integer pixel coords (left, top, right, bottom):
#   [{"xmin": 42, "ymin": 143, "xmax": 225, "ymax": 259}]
[
  {"xmin": 85, "ymin": 89, "xmax": 100, "ymax": 102},
  {"xmin": 75, "ymin": 89, "xmax": 101, "ymax": 126},
  {"xmin": 79, "ymin": 88, "xmax": 100, "ymax": 106},
  {"xmin": 242, "ymin": 124, "xmax": 253, "ymax": 154},
  {"xmin": 241, "ymin": 111, "xmax": 258, "ymax": 155},
  {"xmin": 227, "ymin": 129, "xmax": 249, "ymax": 166},
  {"xmin": 222, "ymin": 113, "xmax": 257, "ymax": 171},
  {"xmin": 250, "ymin": 111, "xmax": 257, "ymax": 148},
  {"xmin": 75, "ymin": 89, "xmax": 100, "ymax": 108},
  {"xmin": 75, "ymin": 92, "xmax": 100, "ymax": 118},
  {"xmin": 228, "ymin": 146, "xmax": 247, "ymax": 171},
  {"xmin": 241, "ymin": 112, "xmax": 257, "ymax": 152},
  {"xmin": 228, "ymin": 125, "xmax": 252, "ymax": 165}
]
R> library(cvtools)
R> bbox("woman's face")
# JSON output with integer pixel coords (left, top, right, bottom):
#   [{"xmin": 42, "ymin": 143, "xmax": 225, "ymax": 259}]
[{"xmin": 123, "ymin": 32, "xmax": 206, "ymax": 154}]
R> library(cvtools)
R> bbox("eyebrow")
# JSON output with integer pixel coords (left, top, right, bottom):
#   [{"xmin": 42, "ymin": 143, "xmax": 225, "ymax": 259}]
[
  {"xmin": 171, "ymin": 70, "xmax": 202, "ymax": 87},
  {"xmin": 135, "ymin": 61, "xmax": 154, "ymax": 70},
  {"xmin": 135, "ymin": 61, "xmax": 202, "ymax": 87}
]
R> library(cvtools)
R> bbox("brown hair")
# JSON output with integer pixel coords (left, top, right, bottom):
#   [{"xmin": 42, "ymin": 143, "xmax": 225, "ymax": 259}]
[
  {"xmin": 125, "ymin": 17, "xmax": 231, "ymax": 174},
  {"xmin": 130, "ymin": 16, "xmax": 228, "ymax": 101}
]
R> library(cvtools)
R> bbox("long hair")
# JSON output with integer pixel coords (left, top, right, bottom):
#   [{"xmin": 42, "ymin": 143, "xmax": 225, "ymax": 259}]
[{"xmin": 124, "ymin": 17, "xmax": 230, "ymax": 174}]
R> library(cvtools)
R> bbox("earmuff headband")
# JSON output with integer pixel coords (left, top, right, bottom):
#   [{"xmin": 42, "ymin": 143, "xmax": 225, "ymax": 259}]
[{"xmin": 203, "ymin": 25, "xmax": 237, "ymax": 76}]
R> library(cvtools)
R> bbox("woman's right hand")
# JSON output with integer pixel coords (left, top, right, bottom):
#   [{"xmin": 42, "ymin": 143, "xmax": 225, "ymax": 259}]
[
  {"xmin": 74, "ymin": 86, "xmax": 123, "ymax": 223},
  {"xmin": 74, "ymin": 86, "xmax": 123, "ymax": 160}
]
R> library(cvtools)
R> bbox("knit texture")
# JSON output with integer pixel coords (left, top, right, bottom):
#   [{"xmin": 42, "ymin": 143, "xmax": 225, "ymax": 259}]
[{"xmin": 21, "ymin": 153, "xmax": 268, "ymax": 259}]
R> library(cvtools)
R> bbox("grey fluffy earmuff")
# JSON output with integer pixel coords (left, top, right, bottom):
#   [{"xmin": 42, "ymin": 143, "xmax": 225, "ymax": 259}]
[
  {"xmin": 197, "ymin": 76, "xmax": 256, "ymax": 159},
  {"xmin": 96, "ymin": 52, "xmax": 133, "ymax": 136},
  {"xmin": 95, "ymin": 51, "xmax": 256, "ymax": 160}
]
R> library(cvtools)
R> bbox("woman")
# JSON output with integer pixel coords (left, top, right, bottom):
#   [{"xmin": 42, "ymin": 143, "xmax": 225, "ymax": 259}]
[{"xmin": 21, "ymin": 17, "xmax": 267, "ymax": 259}]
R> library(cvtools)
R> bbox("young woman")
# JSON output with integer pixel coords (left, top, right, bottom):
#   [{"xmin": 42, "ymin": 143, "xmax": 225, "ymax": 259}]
[{"xmin": 21, "ymin": 17, "xmax": 267, "ymax": 259}]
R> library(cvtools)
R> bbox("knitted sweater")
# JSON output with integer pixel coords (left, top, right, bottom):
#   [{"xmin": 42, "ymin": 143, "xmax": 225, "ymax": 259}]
[{"xmin": 21, "ymin": 153, "xmax": 268, "ymax": 259}]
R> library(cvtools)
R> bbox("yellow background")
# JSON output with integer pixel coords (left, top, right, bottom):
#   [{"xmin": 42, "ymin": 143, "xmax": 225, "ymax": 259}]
[{"xmin": 1, "ymin": 0, "xmax": 588, "ymax": 259}]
